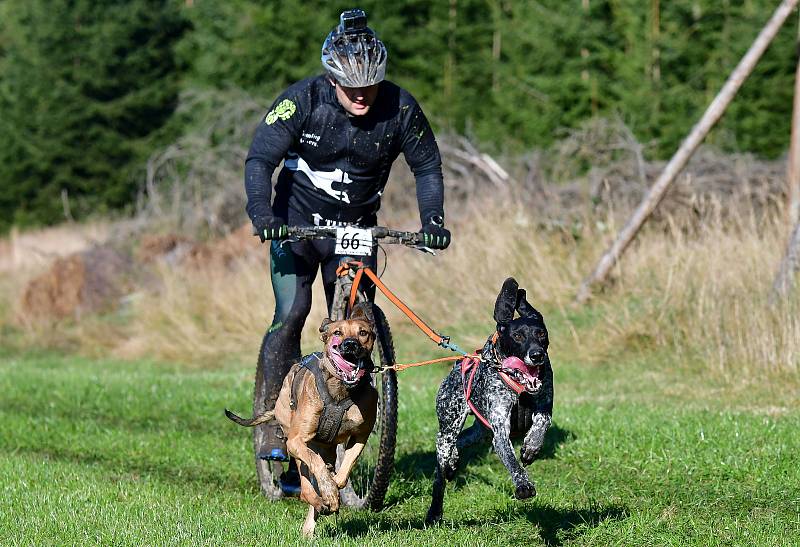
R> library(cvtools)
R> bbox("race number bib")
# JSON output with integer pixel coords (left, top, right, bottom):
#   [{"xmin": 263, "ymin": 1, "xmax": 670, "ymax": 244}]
[{"xmin": 335, "ymin": 227, "xmax": 373, "ymax": 256}]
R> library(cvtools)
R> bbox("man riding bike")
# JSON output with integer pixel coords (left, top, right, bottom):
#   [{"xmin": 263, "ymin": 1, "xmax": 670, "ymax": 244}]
[{"xmin": 244, "ymin": 8, "xmax": 450, "ymax": 495}]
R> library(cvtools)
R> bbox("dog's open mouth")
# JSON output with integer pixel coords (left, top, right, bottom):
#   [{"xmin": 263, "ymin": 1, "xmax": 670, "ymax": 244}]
[
  {"xmin": 501, "ymin": 356, "xmax": 543, "ymax": 393},
  {"xmin": 328, "ymin": 336, "xmax": 367, "ymax": 387}
]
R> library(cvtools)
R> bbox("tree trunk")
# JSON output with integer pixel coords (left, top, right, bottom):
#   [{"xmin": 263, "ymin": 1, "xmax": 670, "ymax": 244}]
[
  {"xmin": 771, "ymin": 34, "xmax": 800, "ymax": 300},
  {"xmin": 772, "ymin": 216, "xmax": 800, "ymax": 299},
  {"xmin": 651, "ymin": 0, "xmax": 661, "ymax": 86},
  {"xmin": 788, "ymin": 40, "xmax": 800, "ymax": 230},
  {"xmin": 576, "ymin": 0, "xmax": 800, "ymax": 304},
  {"xmin": 444, "ymin": 0, "xmax": 457, "ymax": 121}
]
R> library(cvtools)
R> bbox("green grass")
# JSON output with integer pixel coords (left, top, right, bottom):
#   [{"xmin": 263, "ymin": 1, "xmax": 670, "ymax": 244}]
[{"xmin": 1, "ymin": 344, "xmax": 799, "ymax": 546}]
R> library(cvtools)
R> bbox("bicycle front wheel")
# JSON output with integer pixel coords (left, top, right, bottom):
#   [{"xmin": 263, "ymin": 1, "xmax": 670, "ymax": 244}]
[
  {"xmin": 253, "ymin": 334, "xmax": 284, "ymax": 500},
  {"xmin": 338, "ymin": 303, "xmax": 398, "ymax": 510}
]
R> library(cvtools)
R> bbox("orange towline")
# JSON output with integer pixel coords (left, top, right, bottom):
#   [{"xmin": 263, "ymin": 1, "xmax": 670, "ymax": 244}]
[
  {"xmin": 385, "ymin": 354, "xmax": 478, "ymax": 372},
  {"xmin": 340, "ymin": 261, "xmax": 445, "ymax": 346},
  {"xmin": 337, "ymin": 260, "xmax": 477, "ymax": 370}
]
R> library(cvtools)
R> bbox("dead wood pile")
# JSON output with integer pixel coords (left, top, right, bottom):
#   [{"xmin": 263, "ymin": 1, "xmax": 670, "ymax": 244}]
[{"xmin": 19, "ymin": 246, "xmax": 133, "ymax": 321}]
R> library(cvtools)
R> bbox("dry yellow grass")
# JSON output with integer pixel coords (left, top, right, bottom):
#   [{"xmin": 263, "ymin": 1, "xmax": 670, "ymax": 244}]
[
  {"xmin": 0, "ymin": 221, "xmax": 113, "ymax": 272},
  {"xmin": 107, "ymin": 199, "xmax": 589, "ymax": 366},
  {"xmin": 131, "ymin": 206, "xmax": 800, "ymax": 378},
  {"xmin": 3, "ymin": 200, "xmax": 799, "ymax": 380},
  {"xmin": 605, "ymin": 209, "xmax": 800, "ymax": 377}
]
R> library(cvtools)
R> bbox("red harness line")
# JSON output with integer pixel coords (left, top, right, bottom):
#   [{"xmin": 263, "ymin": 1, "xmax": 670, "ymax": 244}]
[{"xmin": 460, "ymin": 356, "xmax": 525, "ymax": 431}]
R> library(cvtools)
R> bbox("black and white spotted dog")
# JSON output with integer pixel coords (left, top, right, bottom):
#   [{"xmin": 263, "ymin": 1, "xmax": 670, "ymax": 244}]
[{"xmin": 426, "ymin": 277, "xmax": 553, "ymax": 524}]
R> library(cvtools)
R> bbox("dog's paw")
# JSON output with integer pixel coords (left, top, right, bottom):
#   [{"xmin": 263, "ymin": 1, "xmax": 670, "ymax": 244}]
[
  {"xmin": 520, "ymin": 445, "xmax": 541, "ymax": 466},
  {"xmin": 514, "ymin": 481, "xmax": 536, "ymax": 500},
  {"xmin": 320, "ymin": 494, "xmax": 339, "ymax": 513},
  {"xmin": 309, "ymin": 497, "xmax": 329, "ymax": 515},
  {"xmin": 332, "ymin": 472, "xmax": 348, "ymax": 489},
  {"xmin": 425, "ymin": 508, "xmax": 443, "ymax": 526},
  {"xmin": 316, "ymin": 490, "xmax": 339, "ymax": 515},
  {"xmin": 319, "ymin": 481, "xmax": 340, "ymax": 512}
]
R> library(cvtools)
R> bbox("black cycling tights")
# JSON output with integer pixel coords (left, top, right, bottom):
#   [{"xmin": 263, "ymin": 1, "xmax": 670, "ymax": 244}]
[{"xmin": 258, "ymin": 230, "xmax": 377, "ymax": 411}]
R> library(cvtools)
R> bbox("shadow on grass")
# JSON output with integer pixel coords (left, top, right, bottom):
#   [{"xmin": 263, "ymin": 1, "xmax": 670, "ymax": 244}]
[
  {"xmin": 383, "ymin": 422, "xmax": 576, "ymax": 511},
  {"xmin": 335, "ymin": 501, "xmax": 627, "ymax": 545},
  {"xmin": 391, "ymin": 422, "xmax": 575, "ymax": 482},
  {"xmin": 486, "ymin": 504, "xmax": 627, "ymax": 547},
  {"xmin": 0, "ymin": 397, "xmax": 244, "ymax": 438}
]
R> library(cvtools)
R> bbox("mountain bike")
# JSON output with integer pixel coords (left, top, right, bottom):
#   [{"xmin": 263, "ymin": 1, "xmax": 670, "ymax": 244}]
[{"xmin": 253, "ymin": 225, "xmax": 428, "ymax": 511}]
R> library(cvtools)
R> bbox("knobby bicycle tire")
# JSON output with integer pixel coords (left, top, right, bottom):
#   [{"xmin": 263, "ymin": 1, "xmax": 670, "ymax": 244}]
[
  {"xmin": 363, "ymin": 303, "xmax": 397, "ymax": 511},
  {"xmin": 253, "ymin": 333, "xmax": 283, "ymax": 500},
  {"xmin": 337, "ymin": 301, "xmax": 398, "ymax": 510}
]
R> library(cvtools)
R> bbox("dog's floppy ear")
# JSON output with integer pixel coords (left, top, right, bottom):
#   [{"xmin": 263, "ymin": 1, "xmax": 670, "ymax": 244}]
[
  {"xmin": 516, "ymin": 288, "xmax": 544, "ymax": 322},
  {"xmin": 319, "ymin": 317, "xmax": 333, "ymax": 342},
  {"xmin": 494, "ymin": 277, "xmax": 519, "ymax": 328}
]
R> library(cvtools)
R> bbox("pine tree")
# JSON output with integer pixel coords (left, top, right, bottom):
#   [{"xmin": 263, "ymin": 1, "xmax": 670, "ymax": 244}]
[
  {"xmin": 0, "ymin": 0, "xmax": 187, "ymax": 230},
  {"xmin": 177, "ymin": 1, "xmax": 340, "ymax": 95},
  {"xmin": 3, "ymin": 0, "xmax": 799, "ymax": 233}
]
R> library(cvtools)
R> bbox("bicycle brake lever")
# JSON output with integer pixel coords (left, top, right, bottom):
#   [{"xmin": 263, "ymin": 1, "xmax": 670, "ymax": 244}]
[{"xmin": 414, "ymin": 245, "xmax": 437, "ymax": 255}]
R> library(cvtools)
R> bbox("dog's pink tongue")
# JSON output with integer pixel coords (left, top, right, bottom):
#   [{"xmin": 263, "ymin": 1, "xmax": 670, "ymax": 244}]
[
  {"xmin": 501, "ymin": 356, "xmax": 538, "ymax": 378},
  {"xmin": 328, "ymin": 336, "xmax": 363, "ymax": 380}
]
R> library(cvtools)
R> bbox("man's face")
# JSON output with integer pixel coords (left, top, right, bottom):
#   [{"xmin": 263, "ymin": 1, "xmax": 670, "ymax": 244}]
[{"xmin": 333, "ymin": 81, "xmax": 379, "ymax": 116}]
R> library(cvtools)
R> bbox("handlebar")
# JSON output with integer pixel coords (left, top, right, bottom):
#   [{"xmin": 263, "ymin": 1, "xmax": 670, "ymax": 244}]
[{"xmin": 283, "ymin": 225, "xmax": 424, "ymax": 247}]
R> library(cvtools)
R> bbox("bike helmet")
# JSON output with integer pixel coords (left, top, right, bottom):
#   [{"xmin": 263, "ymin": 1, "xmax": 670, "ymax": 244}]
[{"xmin": 321, "ymin": 9, "xmax": 387, "ymax": 87}]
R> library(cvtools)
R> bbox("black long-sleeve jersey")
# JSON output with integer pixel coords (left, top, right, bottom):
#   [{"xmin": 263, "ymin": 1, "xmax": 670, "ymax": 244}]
[{"xmin": 244, "ymin": 75, "xmax": 444, "ymax": 227}]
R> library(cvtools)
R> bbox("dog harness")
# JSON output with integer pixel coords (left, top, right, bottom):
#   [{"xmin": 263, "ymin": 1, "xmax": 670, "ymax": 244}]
[
  {"xmin": 460, "ymin": 340, "xmax": 527, "ymax": 432},
  {"xmin": 289, "ymin": 352, "xmax": 358, "ymax": 444}
]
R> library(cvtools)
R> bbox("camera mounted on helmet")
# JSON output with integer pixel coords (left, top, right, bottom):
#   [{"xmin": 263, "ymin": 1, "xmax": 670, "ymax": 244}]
[
  {"xmin": 321, "ymin": 8, "xmax": 388, "ymax": 88},
  {"xmin": 340, "ymin": 9, "xmax": 367, "ymax": 34}
]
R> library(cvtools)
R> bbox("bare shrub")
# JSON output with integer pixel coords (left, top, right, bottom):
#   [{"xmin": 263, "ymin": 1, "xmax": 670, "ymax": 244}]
[
  {"xmin": 529, "ymin": 117, "xmax": 787, "ymax": 230},
  {"xmin": 136, "ymin": 233, "xmax": 194, "ymax": 265},
  {"xmin": 139, "ymin": 88, "xmax": 261, "ymax": 236}
]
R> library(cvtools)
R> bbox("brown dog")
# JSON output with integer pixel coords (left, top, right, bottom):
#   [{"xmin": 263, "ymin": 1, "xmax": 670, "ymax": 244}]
[{"xmin": 226, "ymin": 304, "xmax": 378, "ymax": 537}]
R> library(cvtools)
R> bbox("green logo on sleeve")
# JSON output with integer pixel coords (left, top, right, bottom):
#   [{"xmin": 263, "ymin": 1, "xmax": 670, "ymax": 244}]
[{"xmin": 265, "ymin": 99, "xmax": 297, "ymax": 125}]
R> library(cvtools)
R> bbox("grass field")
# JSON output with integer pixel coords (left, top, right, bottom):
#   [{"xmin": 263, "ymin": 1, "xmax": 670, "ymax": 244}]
[
  {"xmin": 3, "ymin": 204, "xmax": 800, "ymax": 545},
  {"xmin": 2, "ymin": 329, "xmax": 799, "ymax": 546}
]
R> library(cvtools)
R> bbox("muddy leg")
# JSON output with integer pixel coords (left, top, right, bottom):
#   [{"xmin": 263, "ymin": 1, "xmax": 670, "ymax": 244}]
[
  {"xmin": 520, "ymin": 413, "xmax": 551, "ymax": 466},
  {"xmin": 299, "ymin": 473, "xmax": 325, "ymax": 513},
  {"xmin": 301, "ymin": 506, "xmax": 319, "ymax": 538},
  {"xmin": 287, "ymin": 437, "xmax": 338, "ymax": 513},
  {"xmin": 490, "ymin": 413, "xmax": 535, "ymax": 500},
  {"xmin": 426, "ymin": 463, "xmax": 446, "ymax": 525},
  {"xmin": 426, "ymin": 380, "xmax": 470, "ymax": 525}
]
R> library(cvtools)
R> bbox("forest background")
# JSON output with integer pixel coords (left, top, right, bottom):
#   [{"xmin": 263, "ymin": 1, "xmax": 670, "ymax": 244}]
[{"xmin": 0, "ymin": 0, "xmax": 797, "ymax": 231}]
